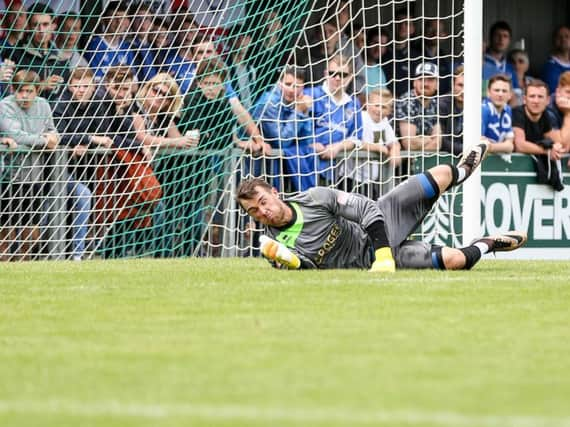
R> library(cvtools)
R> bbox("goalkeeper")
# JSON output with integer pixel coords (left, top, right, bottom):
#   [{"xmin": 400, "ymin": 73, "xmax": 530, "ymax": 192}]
[{"xmin": 236, "ymin": 141, "xmax": 526, "ymax": 272}]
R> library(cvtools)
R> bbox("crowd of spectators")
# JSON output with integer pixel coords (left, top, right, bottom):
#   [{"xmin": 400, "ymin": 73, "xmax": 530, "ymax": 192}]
[{"xmin": 0, "ymin": 0, "xmax": 569, "ymax": 260}]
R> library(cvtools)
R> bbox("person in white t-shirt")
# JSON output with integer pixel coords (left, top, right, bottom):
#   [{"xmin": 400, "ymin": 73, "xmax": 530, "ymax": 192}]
[{"xmin": 343, "ymin": 88, "xmax": 401, "ymax": 199}]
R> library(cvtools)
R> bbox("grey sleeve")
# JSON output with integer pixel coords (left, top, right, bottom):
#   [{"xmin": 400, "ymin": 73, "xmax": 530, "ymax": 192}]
[
  {"xmin": 0, "ymin": 103, "xmax": 47, "ymax": 147},
  {"xmin": 307, "ymin": 187, "xmax": 384, "ymax": 230}
]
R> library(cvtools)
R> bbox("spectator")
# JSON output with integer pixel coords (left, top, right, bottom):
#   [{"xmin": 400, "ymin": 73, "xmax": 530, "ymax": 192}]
[
  {"xmin": 509, "ymin": 49, "xmax": 533, "ymax": 107},
  {"xmin": 168, "ymin": 33, "xmax": 268, "ymax": 154},
  {"xmin": 395, "ymin": 62, "xmax": 441, "ymax": 151},
  {"xmin": 439, "ymin": 65, "xmax": 464, "ymax": 156},
  {"xmin": 0, "ymin": 70, "xmax": 59, "ymax": 259},
  {"xmin": 126, "ymin": 2, "xmax": 160, "ymax": 81},
  {"xmin": 357, "ymin": 27, "xmax": 387, "ymax": 104},
  {"xmin": 0, "ymin": 59, "xmax": 15, "ymax": 97},
  {"xmin": 295, "ymin": 19, "xmax": 340, "ymax": 86},
  {"xmin": 52, "ymin": 68, "xmax": 115, "ymax": 260},
  {"xmin": 5, "ymin": 2, "xmax": 70, "ymax": 100},
  {"xmin": 305, "ymin": 54, "xmax": 362, "ymax": 185},
  {"xmin": 173, "ymin": 59, "xmax": 237, "ymax": 255},
  {"xmin": 424, "ymin": 19, "xmax": 452, "ymax": 95},
  {"xmin": 386, "ymin": 9, "xmax": 422, "ymax": 97},
  {"xmin": 0, "ymin": 0, "xmax": 27, "ymax": 53},
  {"xmin": 252, "ymin": 65, "xmax": 317, "ymax": 192},
  {"xmin": 541, "ymin": 26, "xmax": 570, "ymax": 96},
  {"xmin": 481, "ymin": 74, "xmax": 515, "ymax": 155},
  {"xmin": 84, "ymin": 1, "xmax": 136, "ymax": 81},
  {"xmin": 343, "ymin": 88, "xmax": 400, "ymax": 200},
  {"xmin": 146, "ymin": 16, "xmax": 175, "ymax": 78},
  {"xmin": 546, "ymin": 71, "xmax": 570, "ymax": 154},
  {"xmin": 226, "ymin": 25, "xmax": 257, "ymax": 110},
  {"xmin": 132, "ymin": 73, "xmax": 193, "ymax": 149},
  {"xmin": 54, "ymin": 12, "xmax": 89, "ymax": 69},
  {"xmin": 483, "ymin": 21, "xmax": 519, "ymax": 91},
  {"xmin": 513, "ymin": 79, "xmax": 565, "ymax": 191}
]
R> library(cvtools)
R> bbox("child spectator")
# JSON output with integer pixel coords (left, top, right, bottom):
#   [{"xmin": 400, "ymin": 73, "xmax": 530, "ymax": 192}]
[
  {"xmin": 343, "ymin": 88, "xmax": 400, "ymax": 200},
  {"xmin": 481, "ymin": 74, "xmax": 515, "ymax": 155},
  {"xmin": 541, "ymin": 26, "xmax": 570, "ymax": 96}
]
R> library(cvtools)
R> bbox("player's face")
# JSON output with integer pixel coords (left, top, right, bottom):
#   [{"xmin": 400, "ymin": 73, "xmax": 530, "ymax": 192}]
[
  {"xmin": 280, "ymin": 74, "xmax": 304, "ymax": 104},
  {"xmin": 240, "ymin": 186, "xmax": 290, "ymax": 227},
  {"xmin": 14, "ymin": 84, "xmax": 38, "ymax": 110},
  {"xmin": 69, "ymin": 77, "xmax": 95, "ymax": 103},
  {"xmin": 487, "ymin": 81, "xmax": 511, "ymax": 109},
  {"xmin": 524, "ymin": 86, "xmax": 549, "ymax": 116}
]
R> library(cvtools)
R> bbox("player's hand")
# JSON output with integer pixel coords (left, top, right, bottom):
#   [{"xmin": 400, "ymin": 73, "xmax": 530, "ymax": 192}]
[
  {"xmin": 260, "ymin": 235, "xmax": 301, "ymax": 270},
  {"xmin": 369, "ymin": 247, "xmax": 396, "ymax": 273}
]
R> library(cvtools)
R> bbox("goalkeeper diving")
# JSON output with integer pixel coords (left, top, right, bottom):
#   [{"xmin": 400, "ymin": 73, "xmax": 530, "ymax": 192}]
[{"xmin": 236, "ymin": 141, "xmax": 527, "ymax": 272}]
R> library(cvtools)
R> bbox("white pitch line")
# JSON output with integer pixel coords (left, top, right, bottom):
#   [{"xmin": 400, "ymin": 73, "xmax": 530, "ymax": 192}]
[{"xmin": 0, "ymin": 400, "xmax": 569, "ymax": 427}]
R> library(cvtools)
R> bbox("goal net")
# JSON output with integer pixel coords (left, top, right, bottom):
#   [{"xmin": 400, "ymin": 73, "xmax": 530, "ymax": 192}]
[{"xmin": 0, "ymin": 0, "xmax": 468, "ymax": 261}]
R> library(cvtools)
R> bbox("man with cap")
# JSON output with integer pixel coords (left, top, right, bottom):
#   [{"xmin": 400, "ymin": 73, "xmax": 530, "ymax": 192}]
[{"xmin": 395, "ymin": 62, "xmax": 441, "ymax": 151}]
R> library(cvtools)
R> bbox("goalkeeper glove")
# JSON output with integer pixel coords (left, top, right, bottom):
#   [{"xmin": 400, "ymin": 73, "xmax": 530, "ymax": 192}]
[
  {"xmin": 369, "ymin": 247, "xmax": 396, "ymax": 273},
  {"xmin": 259, "ymin": 235, "xmax": 301, "ymax": 270}
]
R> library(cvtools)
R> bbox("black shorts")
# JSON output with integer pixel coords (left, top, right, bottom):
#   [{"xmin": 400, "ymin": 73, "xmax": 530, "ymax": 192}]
[{"xmin": 0, "ymin": 183, "xmax": 44, "ymax": 227}]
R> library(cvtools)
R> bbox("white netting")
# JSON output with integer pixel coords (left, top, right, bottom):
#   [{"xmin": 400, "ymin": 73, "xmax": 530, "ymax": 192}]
[{"xmin": 0, "ymin": 0, "xmax": 466, "ymax": 261}]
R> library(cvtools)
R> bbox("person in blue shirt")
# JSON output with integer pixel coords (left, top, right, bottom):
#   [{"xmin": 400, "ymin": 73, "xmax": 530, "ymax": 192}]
[
  {"xmin": 481, "ymin": 74, "xmax": 515, "ymax": 154},
  {"xmin": 84, "ymin": 1, "xmax": 137, "ymax": 81},
  {"xmin": 482, "ymin": 21, "xmax": 519, "ymax": 91},
  {"xmin": 305, "ymin": 54, "xmax": 363, "ymax": 185},
  {"xmin": 252, "ymin": 65, "xmax": 317, "ymax": 192},
  {"xmin": 541, "ymin": 26, "xmax": 570, "ymax": 96}
]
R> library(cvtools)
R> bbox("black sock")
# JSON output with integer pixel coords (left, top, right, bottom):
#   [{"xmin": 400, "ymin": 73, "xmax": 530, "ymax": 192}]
[{"xmin": 459, "ymin": 246, "xmax": 482, "ymax": 270}]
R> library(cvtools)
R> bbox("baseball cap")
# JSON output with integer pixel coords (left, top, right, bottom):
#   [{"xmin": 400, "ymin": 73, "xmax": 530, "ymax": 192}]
[{"xmin": 415, "ymin": 62, "xmax": 439, "ymax": 78}]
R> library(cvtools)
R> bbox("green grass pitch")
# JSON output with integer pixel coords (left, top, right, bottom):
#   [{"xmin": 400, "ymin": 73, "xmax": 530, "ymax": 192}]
[{"xmin": 1, "ymin": 258, "xmax": 569, "ymax": 427}]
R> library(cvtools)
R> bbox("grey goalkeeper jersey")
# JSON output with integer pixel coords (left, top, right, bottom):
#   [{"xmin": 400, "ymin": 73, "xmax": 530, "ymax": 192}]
[{"xmin": 265, "ymin": 187, "xmax": 385, "ymax": 269}]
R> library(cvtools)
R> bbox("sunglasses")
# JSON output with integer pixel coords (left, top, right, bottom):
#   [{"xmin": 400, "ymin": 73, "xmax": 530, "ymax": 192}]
[{"xmin": 328, "ymin": 70, "xmax": 351, "ymax": 79}]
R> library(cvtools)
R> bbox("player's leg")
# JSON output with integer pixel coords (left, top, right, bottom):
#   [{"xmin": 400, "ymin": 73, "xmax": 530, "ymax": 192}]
[
  {"xmin": 440, "ymin": 231, "xmax": 527, "ymax": 270},
  {"xmin": 426, "ymin": 140, "xmax": 490, "ymax": 194},
  {"xmin": 395, "ymin": 231, "xmax": 526, "ymax": 270}
]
